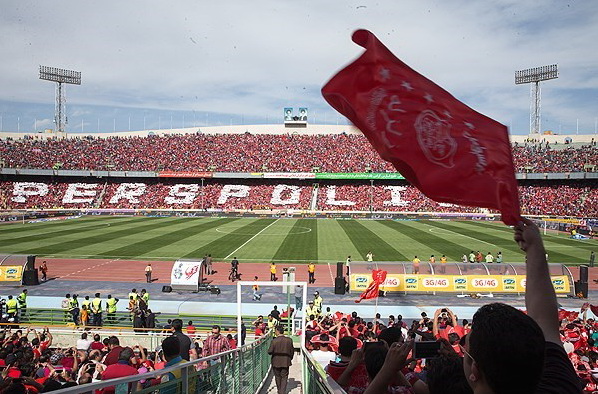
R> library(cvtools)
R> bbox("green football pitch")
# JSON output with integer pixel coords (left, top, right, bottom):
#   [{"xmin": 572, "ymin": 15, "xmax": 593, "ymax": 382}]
[{"xmin": 0, "ymin": 216, "xmax": 595, "ymax": 265}]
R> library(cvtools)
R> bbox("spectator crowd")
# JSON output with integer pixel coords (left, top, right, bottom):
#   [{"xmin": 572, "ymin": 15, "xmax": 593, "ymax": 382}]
[
  {"xmin": 1, "ymin": 180, "xmax": 596, "ymax": 217},
  {"xmin": 1, "ymin": 134, "xmax": 596, "ymax": 173}
]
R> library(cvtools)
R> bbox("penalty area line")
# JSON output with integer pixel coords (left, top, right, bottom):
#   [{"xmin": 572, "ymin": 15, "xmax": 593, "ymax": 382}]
[{"xmin": 224, "ymin": 218, "xmax": 281, "ymax": 260}]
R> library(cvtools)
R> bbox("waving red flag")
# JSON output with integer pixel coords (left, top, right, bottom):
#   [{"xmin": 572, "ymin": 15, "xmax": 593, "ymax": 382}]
[
  {"xmin": 356, "ymin": 269, "xmax": 387, "ymax": 303},
  {"xmin": 322, "ymin": 30, "xmax": 521, "ymax": 225}
]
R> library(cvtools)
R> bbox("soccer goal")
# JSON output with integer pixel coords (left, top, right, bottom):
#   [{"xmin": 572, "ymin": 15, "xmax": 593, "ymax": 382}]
[{"xmin": 236, "ymin": 281, "xmax": 308, "ymax": 346}]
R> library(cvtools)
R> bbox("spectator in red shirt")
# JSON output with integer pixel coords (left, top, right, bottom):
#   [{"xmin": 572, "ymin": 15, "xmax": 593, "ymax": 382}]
[
  {"xmin": 103, "ymin": 336, "xmax": 126, "ymax": 366},
  {"xmin": 100, "ymin": 347, "xmax": 139, "ymax": 394}
]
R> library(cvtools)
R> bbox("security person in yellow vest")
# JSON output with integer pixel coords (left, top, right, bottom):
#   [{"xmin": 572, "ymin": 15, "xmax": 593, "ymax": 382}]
[
  {"xmin": 129, "ymin": 289, "xmax": 138, "ymax": 301},
  {"xmin": 141, "ymin": 289, "xmax": 149, "ymax": 306},
  {"xmin": 91, "ymin": 293, "xmax": 102, "ymax": 327},
  {"xmin": 313, "ymin": 291, "xmax": 323, "ymax": 314},
  {"xmin": 69, "ymin": 294, "xmax": 80, "ymax": 326},
  {"xmin": 106, "ymin": 295, "xmax": 119, "ymax": 325},
  {"xmin": 6, "ymin": 295, "xmax": 18, "ymax": 321},
  {"xmin": 82, "ymin": 295, "xmax": 91, "ymax": 310},
  {"xmin": 17, "ymin": 290, "xmax": 27, "ymax": 320},
  {"xmin": 305, "ymin": 301, "xmax": 319, "ymax": 320}
]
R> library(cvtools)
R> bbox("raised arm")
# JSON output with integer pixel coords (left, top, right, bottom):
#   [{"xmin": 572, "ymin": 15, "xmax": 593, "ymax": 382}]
[{"xmin": 514, "ymin": 218, "xmax": 561, "ymax": 345}]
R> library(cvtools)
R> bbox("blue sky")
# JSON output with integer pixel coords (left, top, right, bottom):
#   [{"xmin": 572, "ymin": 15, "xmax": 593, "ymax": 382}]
[{"xmin": 0, "ymin": 1, "xmax": 596, "ymax": 135}]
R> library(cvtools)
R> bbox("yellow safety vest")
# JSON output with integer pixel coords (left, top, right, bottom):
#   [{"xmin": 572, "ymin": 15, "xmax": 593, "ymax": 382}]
[
  {"xmin": 91, "ymin": 298, "xmax": 102, "ymax": 313},
  {"xmin": 17, "ymin": 293, "xmax": 27, "ymax": 307},
  {"xmin": 313, "ymin": 296, "xmax": 323, "ymax": 310},
  {"xmin": 6, "ymin": 299, "xmax": 18, "ymax": 314},
  {"xmin": 128, "ymin": 292, "xmax": 138, "ymax": 300},
  {"xmin": 82, "ymin": 300, "xmax": 90, "ymax": 308},
  {"xmin": 142, "ymin": 293, "xmax": 149, "ymax": 304},
  {"xmin": 305, "ymin": 305, "xmax": 318, "ymax": 319},
  {"xmin": 69, "ymin": 299, "xmax": 79, "ymax": 310},
  {"xmin": 106, "ymin": 298, "xmax": 117, "ymax": 313}
]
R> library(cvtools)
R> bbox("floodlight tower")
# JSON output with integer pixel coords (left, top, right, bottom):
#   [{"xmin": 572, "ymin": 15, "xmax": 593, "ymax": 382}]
[
  {"xmin": 515, "ymin": 64, "xmax": 558, "ymax": 135},
  {"xmin": 39, "ymin": 66, "xmax": 81, "ymax": 132}
]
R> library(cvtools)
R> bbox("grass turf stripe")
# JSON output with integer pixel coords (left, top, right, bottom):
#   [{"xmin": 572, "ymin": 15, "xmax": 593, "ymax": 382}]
[
  {"xmin": 272, "ymin": 218, "xmax": 318, "ymax": 262},
  {"xmin": 0, "ymin": 217, "xmax": 150, "ymax": 250},
  {"xmin": 423, "ymin": 220, "xmax": 584, "ymax": 264},
  {"xmin": 9, "ymin": 217, "xmax": 184, "ymax": 256},
  {"xmin": 96, "ymin": 218, "xmax": 235, "ymax": 258},
  {"xmin": 378, "ymin": 220, "xmax": 467, "ymax": 262},
  {"xmin": 337, "ymin": 219, "xmax": 408, "ymax": 261},
  {"xmin": 181, "ymin": 219, "xmax": 276, "ymax": 260}
]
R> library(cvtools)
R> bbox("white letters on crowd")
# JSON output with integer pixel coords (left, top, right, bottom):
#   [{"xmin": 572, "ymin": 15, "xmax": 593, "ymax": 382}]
[
  {"xmin": 109, "ymin": 183, "xmax": 147, "ymax": 204},
  {"xmin": 383, "ymin": 186, "xmax": 408, "ymax": 206},
  {"xmin": 165, "ymin": 184, "xmax": 200, "ymax": 205},
  {"xmin": 217, "ymin": 185, "xmax": 250, "ymax": 205},
  {"xmin": 63, "ymin": 183, "xmax": 99, "ymax": 204},
  {"xmin": 11, "ymin": 182, "xmax": 49, "ymax": 203},
  {"xmin": 270, "ymin": 185, "xmax": 301, "ymax": 205},
  {"xmin": 8, "ymin": 182, "xmax": 411, "ymax": 208}
]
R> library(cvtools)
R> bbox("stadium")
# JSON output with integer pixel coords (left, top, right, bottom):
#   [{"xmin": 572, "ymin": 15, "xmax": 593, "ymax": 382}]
[
  {"xmin": 1, "ymin": 2, "xmax": 598, "ymax": 394},
  {"xmin": 0, "ymin": 123, "xmax": 597, "ymax": 393}
]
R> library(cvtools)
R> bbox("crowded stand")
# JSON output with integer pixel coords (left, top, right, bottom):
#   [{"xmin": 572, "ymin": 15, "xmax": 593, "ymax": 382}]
[
  {"xmin": 1, "ymin": 134, "xmax": 597, "ymax": 173},
  {"xmin": 1, "ymin": 180, "xmax": 597, "ymax": 217}
]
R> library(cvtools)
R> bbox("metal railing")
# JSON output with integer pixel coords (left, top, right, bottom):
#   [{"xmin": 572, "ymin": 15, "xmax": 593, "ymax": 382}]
[
  {"xmin": 17, "ymin": 308, "xmax": 263, "ymax": 331},
  {"xmin": 55, "ymin": 332, "xmax": 273, "ymax": 394}
]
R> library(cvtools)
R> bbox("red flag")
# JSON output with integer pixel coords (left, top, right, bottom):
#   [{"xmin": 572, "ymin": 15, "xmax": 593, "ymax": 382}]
[
  {"xmin": 590, "ymin": 304, "xmax": 598, "ymax": 317},
  {"xmin": 322, "ymin": 30, "xmax": 521, "ymax": 225},
  {"xmin": 356, "ymin": 269, "xmax": 387, "ymax": 303}
]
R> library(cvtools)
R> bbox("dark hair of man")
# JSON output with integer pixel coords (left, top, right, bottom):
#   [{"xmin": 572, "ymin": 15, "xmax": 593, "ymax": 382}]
[
  {"xmin": 427, "ymin": 355, "xmax": 472, "ymax": 394},
  {"xmin": 377, "ymin": 327, "xmax": 403, "ymax": 346},
  {"xmin": 108, "ymin": 336, "xmax": 120, "ymax": 346},
  {"xmin": 172, "ymin": 318, "xmax": 183, "ymax": 331},
  {"xmin": 469, "ymin": 303, "xmax": 545, "ymax": 394},
  {"xmin": 94, "ymin": 334, "xmax": 100, "ymax": 342},
  {"xmin": 162, "ymin": 336, "xmax": 180, "ymax": 359},
  {"xmin": 118, "ymin": 347, "xmax": 135, "ymax": 363},
  {"xmin": 276, "ymin": 325, "xmax": 285, "ymax": 334},
  {"xmin": 338, "ymin": 336, "xmax": 358, "ymax": 358},
  {"xmin": 364, "ymin": 344, "xmax": 387, "ymax": 380}
]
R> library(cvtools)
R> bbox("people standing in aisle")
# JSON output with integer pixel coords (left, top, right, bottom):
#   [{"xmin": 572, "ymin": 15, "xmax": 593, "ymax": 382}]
[
  {"xmin": 6, "ymin": 295, "xmax": 18, "ymax": 321},
  {"xmin": 253, "ymin": 276, "xmax": 262, "ymax": 301},
  {"xmin": 91, "ymin": 293, "xmax": 102, "ymax": 327},
  {"xmin": 412, "ymin": 256, "xmax": 420, "ymax": 274},
  {"xmin": 345, "ymin": 256, "xmax": 351, "ymax": 276},
  {"xmin": 268, "ymin": 325, "xmax": 294, "ymax": 394},
  {"xmin": 69, "ymin": 294, "xmax": 79, "ymax": 325},
  {"xmin": 145, "ymin": 263, "xmax": 153, "ymax": 283},
  {"xmin": 17, "ymin": 289, "xmax": 27, "ymax": 318},
  {"xmin": 40, "ymin": 261, "xmax": 48, "ymax": 282},
  {"xmin": 313, "ymin": 291, "xmax": 323, "ymax": 315},
  {"xmin": 440, "ymin": 254, "xmax": 447, "ymax": 274},
  {"xmin": 106, "ymin": 295, "xmax": 118, "ymax": 325},
  {"xmin": 295, "ymin": 285, "xmax": 303, "ymax": 311},
  {"xmin": 308, "ymin": 262, "xmax": 316, "ymax": 284},
  {"xmin": 496, "ymin": 251, "xmax": 503, "ymax": 264},
  {"xmin": 366, "ymin": 251, "xmax": 374, "ymax": 270}
]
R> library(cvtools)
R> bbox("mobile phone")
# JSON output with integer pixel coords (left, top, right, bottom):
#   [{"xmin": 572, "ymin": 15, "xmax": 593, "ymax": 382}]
[{"xmin": 413, "ymin": 341, "xmax": 441, "ymax": 359}]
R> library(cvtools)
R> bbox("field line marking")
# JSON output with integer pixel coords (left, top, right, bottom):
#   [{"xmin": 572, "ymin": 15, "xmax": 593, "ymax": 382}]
[
  {"xmin": 224, "ymin": 219, "xmax": 280, "ymax": 260},
  {"xmin": 327, "ymin": 262, "xmax": 335, "ymax": 285},
  {"xmin": 426, "ymin": 224, "xmax": 495, "ymax": 247}
]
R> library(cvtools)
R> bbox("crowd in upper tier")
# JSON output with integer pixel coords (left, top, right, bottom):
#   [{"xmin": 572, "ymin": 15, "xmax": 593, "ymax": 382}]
[{"xmin": 1, "ymin": 134, "xmax": 596, "ymax": 173}]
